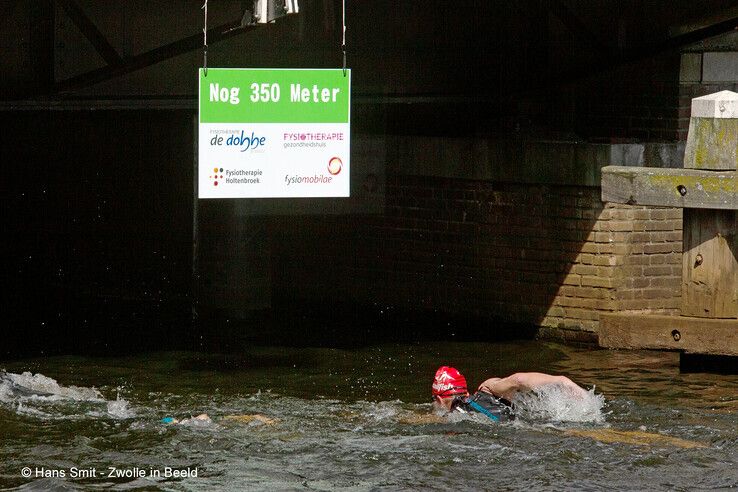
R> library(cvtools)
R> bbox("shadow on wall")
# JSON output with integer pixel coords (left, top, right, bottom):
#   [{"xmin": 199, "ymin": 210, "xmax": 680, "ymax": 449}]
[{"xmin": 196, "ymin": 139, "xmax": 684, "ymax": 350}]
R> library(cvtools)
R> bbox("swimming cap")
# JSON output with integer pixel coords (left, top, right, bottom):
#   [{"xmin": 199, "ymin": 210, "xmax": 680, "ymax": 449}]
[{"xmin": 432, "ymin": 366, "xmax": 468, "ymax": 398}]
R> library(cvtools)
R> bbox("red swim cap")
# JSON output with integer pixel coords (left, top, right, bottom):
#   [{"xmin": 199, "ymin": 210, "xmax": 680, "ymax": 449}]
[{"xmin": 432, "ymin": 366, "xmax": 468, "ymax": 398}]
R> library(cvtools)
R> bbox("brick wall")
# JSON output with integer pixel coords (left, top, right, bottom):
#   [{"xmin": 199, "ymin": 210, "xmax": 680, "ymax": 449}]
[{"xmin": 264, "ymin": 175, "xmax": 683, "ymax": 341}]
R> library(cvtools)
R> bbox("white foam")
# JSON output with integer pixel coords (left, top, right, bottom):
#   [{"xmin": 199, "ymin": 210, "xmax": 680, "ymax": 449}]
[
  {"xmin": 1, "ymin": 371, "xmax": 135, "ymax": 421},
  {"xmin": 107, "ymin": 397, "xmax": 135, "ymax": 419},
  {"xmin": 511, "ymin": 384, "xmax": 605, "ymax": 423},
  {"xmin": 363, "ymin": 400, "xmax": 401, "ymax": 421},
  {"xmin": 15, "ymin": 401, "xmax": 52, "ymax": 418},
  {"xmin": 2, "ymin": 371, "xmax": 103, "ymax": 401}
]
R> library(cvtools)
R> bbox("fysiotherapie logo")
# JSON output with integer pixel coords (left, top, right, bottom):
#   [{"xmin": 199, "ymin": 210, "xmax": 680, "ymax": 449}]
[
  {"xmin": 283, "ymin": 131, "xmax": 344, "ymax": 149},
  {"xmin": 208, "ymin": 168, "xmax": 263, "ymax": 187}
]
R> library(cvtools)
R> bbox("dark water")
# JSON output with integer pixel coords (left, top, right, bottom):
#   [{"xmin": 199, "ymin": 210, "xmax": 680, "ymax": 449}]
[{"xmin": 1, "ymin": 341, "xmax": 737, "ymax": 491}]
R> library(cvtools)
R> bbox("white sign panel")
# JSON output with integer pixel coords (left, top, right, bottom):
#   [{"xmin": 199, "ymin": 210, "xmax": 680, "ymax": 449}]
[{"xmin": 198, "ymin": 68, "xmax": 351, "ymax": 198}]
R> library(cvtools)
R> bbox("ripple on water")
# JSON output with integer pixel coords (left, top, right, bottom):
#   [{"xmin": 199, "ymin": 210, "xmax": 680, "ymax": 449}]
[{"xmin": 2, "ymin": 345, "xmax": 738, "ymax": 491}]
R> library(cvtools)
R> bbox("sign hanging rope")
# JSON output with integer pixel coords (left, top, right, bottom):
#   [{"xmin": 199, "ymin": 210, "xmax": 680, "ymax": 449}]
[
  {"xmin": 202, "ymin": 0, "xmax": 208, "ymax": 76},
  {"xmin": 342, "ymin": 0, "xmax": 346, "ymax": 76}
]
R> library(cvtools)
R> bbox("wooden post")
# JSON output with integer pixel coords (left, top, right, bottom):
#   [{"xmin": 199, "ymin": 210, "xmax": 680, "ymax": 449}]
[{"xmin": 682, "ymin": 209, "xmax": 738, "ymax": 318}]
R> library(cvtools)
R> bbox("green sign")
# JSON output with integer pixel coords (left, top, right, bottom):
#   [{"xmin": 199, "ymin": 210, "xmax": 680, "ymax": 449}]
[{"xmin": 199, "ymin": 68, "xmax": 351, "ymax": 123}]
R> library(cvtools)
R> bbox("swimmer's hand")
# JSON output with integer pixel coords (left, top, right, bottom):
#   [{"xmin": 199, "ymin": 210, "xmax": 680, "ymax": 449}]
[{"xmin": 222, "ymin": 414, "xmax": 277, "ymax": 425}]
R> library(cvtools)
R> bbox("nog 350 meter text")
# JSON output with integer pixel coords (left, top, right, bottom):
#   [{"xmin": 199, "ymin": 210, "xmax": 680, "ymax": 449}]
[{"xmin": 209, "ymin": 82, "xmax": 342, "ymax": 105}]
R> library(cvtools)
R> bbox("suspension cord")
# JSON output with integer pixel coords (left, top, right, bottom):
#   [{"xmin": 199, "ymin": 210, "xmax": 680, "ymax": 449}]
[
  {"xmin": 341, "ymin": 0, "xmax": 346, "ymax": 76},
  {"xmin": 202, "ymin": 0, "xmax": 208, "ymax": 76}
]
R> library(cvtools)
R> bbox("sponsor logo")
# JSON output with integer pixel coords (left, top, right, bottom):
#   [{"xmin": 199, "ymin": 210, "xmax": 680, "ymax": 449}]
[
  {"xmin": 282, "ymin": 132, "xmax": 344, "ymax": 149},
  {"xmin": 209, "ymin": 130, "xmax": 266, "ymax": 152},
  {"xmin": 327, "ymin": 157, "xmax": 342, "ymax": 175},
  {"xmin": 207, "ymin": 167, "xmax": 263, "ymax": 185},
  {"xmin": 432, "ymin": 381, "xmax": 455, "ymax": 393},
  {"xmin": 284, "ymin": 174, "xmax": 334, "ymax": 186},
  {"xmin": 209, "ymin": 167, "xmax": 224, "ymax": 186},
  {"xmin": 283, "ymin": 132, "xmax": 344, "ymax": 141},
  {"xmin": 432, "ymin": 370, "xmax": 460, "ymax": 393}
]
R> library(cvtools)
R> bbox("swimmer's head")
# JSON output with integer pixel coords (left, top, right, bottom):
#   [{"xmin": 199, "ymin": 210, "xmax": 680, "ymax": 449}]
[{"xmin": 432, "ymin": 366, "xmax": 468, "ymax": 412}]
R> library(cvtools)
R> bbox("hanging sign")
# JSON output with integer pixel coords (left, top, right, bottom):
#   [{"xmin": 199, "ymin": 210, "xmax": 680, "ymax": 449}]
[{"xmin": 198, "ymin": 68, "xmax": 351, "ymax": 198}]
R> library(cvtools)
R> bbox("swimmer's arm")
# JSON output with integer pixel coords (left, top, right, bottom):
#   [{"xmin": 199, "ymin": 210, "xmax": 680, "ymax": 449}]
[
  {"xmin": 222, "ymin": 414, "xmax": 277, "ymax": 425},
  {"xmin": 478, "ymin": 373, "xmax": 586, "ymax": 399}
]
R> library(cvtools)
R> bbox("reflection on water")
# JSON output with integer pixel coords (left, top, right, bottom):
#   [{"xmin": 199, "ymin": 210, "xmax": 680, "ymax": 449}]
[{"xmin": 1, "ymin": 341, "xmax": 737, "ymax": 490}]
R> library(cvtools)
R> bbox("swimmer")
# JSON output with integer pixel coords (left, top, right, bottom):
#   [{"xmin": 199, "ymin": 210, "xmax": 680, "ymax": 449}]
[
  {"xmin": 161, "ymin": 413, "xmax": 212, "ymax": 425},
  {"xmin": 432, "ymin": 366, "xmax": 587, "ymax": 421},
  {"xmin": 161, "ymin": 413, "xmax": 276, "ymax": 425}
]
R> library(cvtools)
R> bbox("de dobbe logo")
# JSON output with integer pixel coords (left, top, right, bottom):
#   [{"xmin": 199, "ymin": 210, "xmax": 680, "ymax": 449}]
[{"xmin": 210, "ymin": 131, "xmax": 266, "ymax": 152}]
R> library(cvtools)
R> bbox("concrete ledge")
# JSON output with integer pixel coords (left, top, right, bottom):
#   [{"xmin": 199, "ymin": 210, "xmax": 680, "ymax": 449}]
[
  {"xmin": 601, "ymin": 166, "xmax": 737, "ymax": 209},
  {"xmin": 599, "ymin": 312, "xmax": 738, "ymax": 356}
]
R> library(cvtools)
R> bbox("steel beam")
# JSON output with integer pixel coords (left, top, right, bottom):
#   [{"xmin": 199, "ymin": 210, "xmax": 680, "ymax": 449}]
[
  {"xmin": 55, "ymin": 19, "xmax": 256, "ymax": 93},
  {"xmin": 57, "ymin": 0, "xmax": 123, "ymax": 67},
  {"xmin": 28, "ymin": 0, "xmax": 54, "ymax": 94}
]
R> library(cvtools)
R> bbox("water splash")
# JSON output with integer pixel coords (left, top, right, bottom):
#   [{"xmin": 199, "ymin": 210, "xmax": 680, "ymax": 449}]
[
  {"xmin": 0, "ymin": 371, "xmax": 103, "ymax": 401},
  {"xmin": 511, "ymin": 384, "xmax": 605, "ymax": 423},
  {"xmin": 107, "ymin": 396, "xmax": 135, "ymax": 419},
  {"xmin": 363, "ymin": 400, "xmax": 401, "ymax": 421},
  {"xmin": 0, "ymin": 371, "xmax": 134, "ymax": 421}
]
